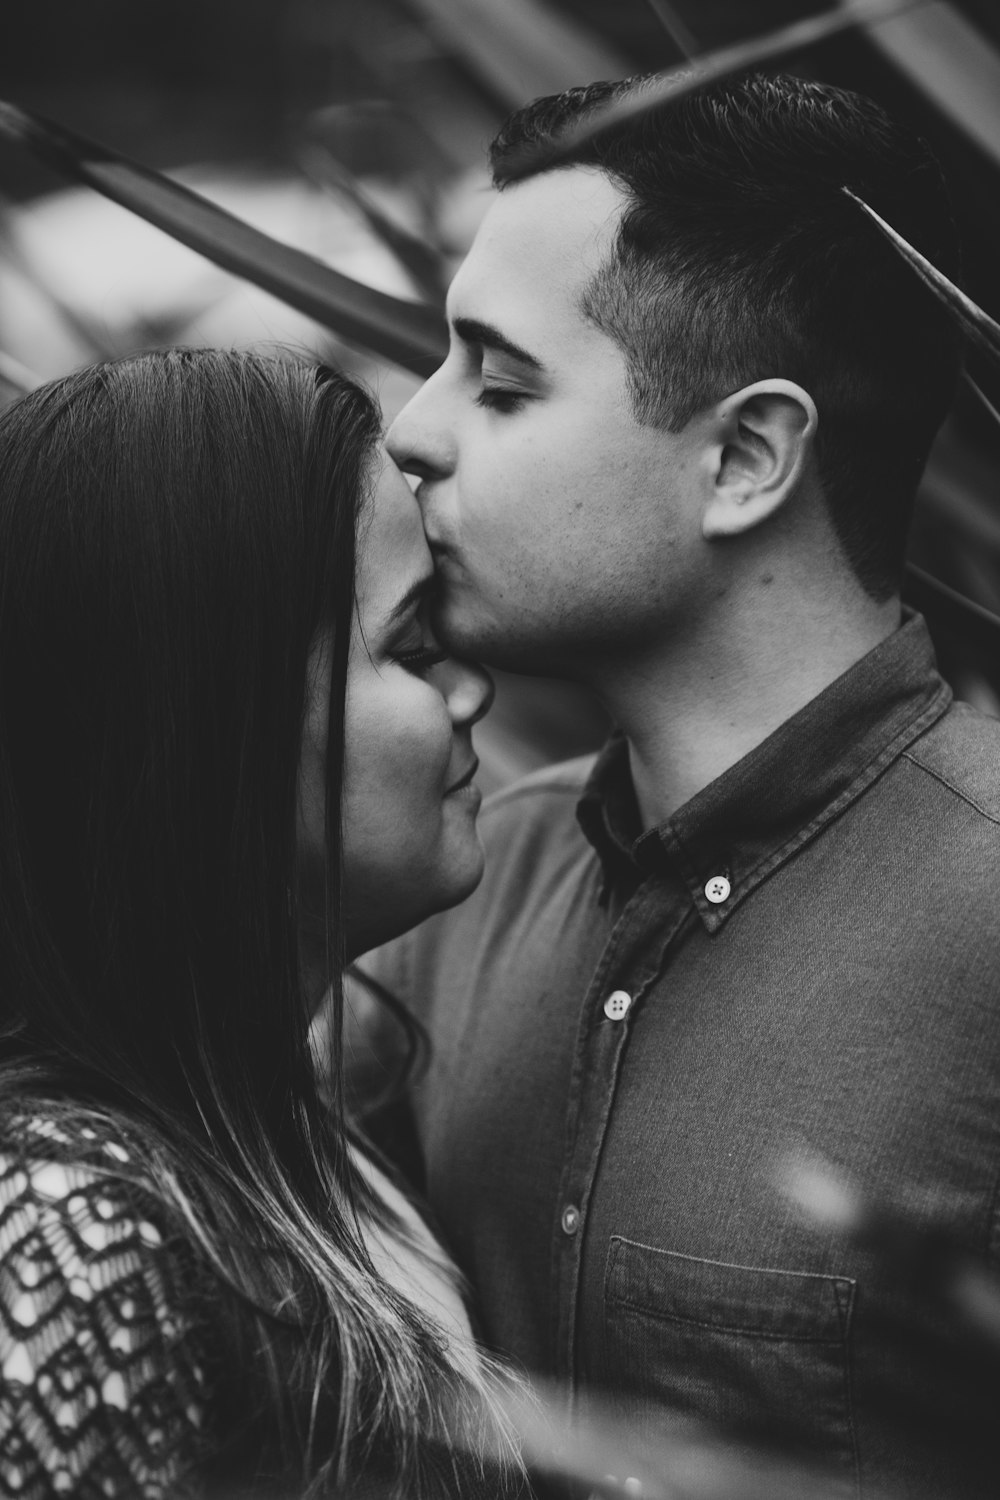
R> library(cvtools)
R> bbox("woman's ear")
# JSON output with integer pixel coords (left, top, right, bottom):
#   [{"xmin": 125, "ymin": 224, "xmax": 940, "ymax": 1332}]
[{"xmin": 701, "ymin": 379, "xmax": 818, "ymax": 540}]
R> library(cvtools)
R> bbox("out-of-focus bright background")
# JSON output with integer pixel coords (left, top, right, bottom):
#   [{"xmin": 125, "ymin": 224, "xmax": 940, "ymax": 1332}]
[{"xmin": 2, "ymin": 0, "xmax": 1000, "ymax": 788}]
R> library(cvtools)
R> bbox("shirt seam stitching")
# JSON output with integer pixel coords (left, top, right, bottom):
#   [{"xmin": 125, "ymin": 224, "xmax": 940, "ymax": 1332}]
[
  {"xmin": 687, "ymin": 684, "xmax": 950, "ymax": 928},
  {"xmin": 900, "ymin": 749, "xmax": 1000, "ymax": 827},
  {"xmin": 607, "ymin": 1235, "xmax": 856, "ymax": 1286},
  {"xmin": 604, "ymin": 1300, "xmax": 850, "ymax": 1343}
]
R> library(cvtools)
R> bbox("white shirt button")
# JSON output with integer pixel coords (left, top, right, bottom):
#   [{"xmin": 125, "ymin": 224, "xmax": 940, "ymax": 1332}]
[
  {"xmin": 603, "ymin": 989, "xmax": 632, "ymax": 1021},
  {"xmin": 704, "ymin": 875, "xmax": 731, "ymax": 904},
  {"xmin": 561, "ymin": 1205, "xmax": 580, "ymax": 1236}
]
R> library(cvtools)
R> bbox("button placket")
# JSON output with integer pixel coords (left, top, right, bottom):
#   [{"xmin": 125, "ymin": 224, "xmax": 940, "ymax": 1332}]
[{"xmin": 552, "ymin": 873, "xmax": 692, "ymax": 1385}]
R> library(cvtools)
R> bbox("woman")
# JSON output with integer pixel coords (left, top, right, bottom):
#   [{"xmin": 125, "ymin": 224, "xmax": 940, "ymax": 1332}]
[{"xmin": 0, "ymin": 350, "xmax": 525, "ymax": 1497}]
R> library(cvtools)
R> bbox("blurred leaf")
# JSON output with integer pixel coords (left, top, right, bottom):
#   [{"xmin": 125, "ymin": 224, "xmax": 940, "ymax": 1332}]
[
  {"xmin": 0, "ymin": 194, "xmax": 119, "ymax": 361},
  {"xmin": 965, "ymin": 373, "xmax": 1000, "ymax": 433},
  {"xmin": 644, "ymin": 0, "xmax": 699, "ymax": 59},
  {"xmin": 0, "ymin": 101, "xmax": 447, "ymax": 377},
  {"xmin": 922, "ymin": 409, "xmax": 1000, "ymax": 545},
  {"xmin": 903, "ymin": 563, "xmax": 1000, "ymax": 655},
  {"xmin": 297, "ymin": 129, "xmax": 447, "ymax": 305},
  {"xmin": 0, "ymin": 348, "xmax": 42, "ymax": 395},
  {"xmin": 921, "ymin": 447, "xmax": 1000, "ymax": 555},
  {"xmin": 499, "ymin": 0, "xmax": 923, "ymax": 179},
  {"xmin": 844, "ymin": 188, "xmax": 1000, "ymax": 367},
  {"xmin": 782, "ymin": 1150, "xmax": 1000, "ymax": 1353},
  {"xmin": 400, "ymin": 0, "xmax": 631, "ymax": 108},
  {"xmin": 860, "ymin": 0, "xmax": 1000, "ymax": 169},
  {"xmin": 495, "ymin": 1380, "xmax": 852, "ymax": 1500}
]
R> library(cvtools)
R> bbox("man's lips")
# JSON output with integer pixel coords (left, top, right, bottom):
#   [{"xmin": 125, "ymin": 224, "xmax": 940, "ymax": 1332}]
[
  {"xmin": 446, "ymin": 757, "xmax": 479, "ymax": 794},
  {"xmin": 417, "ymin": 507, "xmax": 451, "ymax": 559}
]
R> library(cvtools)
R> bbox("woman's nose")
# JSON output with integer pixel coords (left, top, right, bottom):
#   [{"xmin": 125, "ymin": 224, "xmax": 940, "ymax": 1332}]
[{"xmin": 438, "ymin": 657, "xmax": 494, "ymax": 729}]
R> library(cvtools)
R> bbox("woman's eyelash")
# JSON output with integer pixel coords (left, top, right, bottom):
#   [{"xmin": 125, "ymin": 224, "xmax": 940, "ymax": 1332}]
[
  {"xmin": 475, "ymin": 388, "xmax": 526, "ymax": 414},
  {"xmin": 395, "ymin": 645, "xmax": 449, "ymax": 675}
]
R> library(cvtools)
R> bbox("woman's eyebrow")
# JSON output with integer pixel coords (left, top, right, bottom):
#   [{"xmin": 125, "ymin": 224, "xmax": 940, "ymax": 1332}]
[
  {"xmin": 452, "ymin": 316, "xmax": 546, "ymax": 372},
  {"xmin": 385, "ymin": 573, "xmax": 438, "ymax": 629}
]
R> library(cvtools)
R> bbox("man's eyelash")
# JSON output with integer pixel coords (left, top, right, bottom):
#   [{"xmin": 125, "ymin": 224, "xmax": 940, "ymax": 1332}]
[{"xmin": 475, "ymin": 388, "xmax": 526, "ymax": 414}]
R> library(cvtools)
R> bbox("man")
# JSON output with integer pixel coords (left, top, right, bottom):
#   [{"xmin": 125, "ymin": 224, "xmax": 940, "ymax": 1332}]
[{"xmin": 368, "ymin": 73, "xmax": 1000, "ymax": 1496}]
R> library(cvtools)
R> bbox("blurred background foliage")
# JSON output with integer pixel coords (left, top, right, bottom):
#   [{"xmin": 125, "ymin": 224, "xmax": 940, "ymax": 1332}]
[{"xmin": 1, "ymin": 0, "xmax": 1000, "ymax": 791}]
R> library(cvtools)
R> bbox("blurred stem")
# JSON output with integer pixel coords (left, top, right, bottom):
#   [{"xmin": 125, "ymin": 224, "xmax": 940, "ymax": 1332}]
[
  {"xmin": 644, "ymin": 0, "xmax": 698, "ymax": 58},
  {"xmin": 964, "ymin": 372, "xmax": 1000, "ymax": 433},
  {"xmin": 501, "ymin": 0, "xmax": 924, "ymax": 179},
  {"xmin": 0, "ymin": 348, "xmax": 43, "ymax": 395},
  {"xmin": 904, "ymin": 562, "xmax": 1000, "ymax": 653},
  {"xmin": 296, "ymin": 138, "xmax": 446, "ymax": 305}
]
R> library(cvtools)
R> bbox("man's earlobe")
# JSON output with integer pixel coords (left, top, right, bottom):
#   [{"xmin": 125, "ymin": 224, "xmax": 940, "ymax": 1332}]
[{"xmin": 702, "ymin": 380, "xmax": 818, "ymax": 540}]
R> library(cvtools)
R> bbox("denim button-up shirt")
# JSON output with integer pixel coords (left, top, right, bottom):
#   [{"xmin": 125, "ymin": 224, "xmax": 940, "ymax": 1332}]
[{"xmin": 367, "ymin": 612, "xmax": 1000, "ymax": 1498}]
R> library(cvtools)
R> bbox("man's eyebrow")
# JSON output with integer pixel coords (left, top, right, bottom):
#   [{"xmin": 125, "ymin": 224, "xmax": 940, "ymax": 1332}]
[
  {"xmin": 385, "ymin": 573, "xmax": 438, "ymax": 628},
  {"xmin": 452, "ymin": 316, "xmax": 545, "ymax": 372}
]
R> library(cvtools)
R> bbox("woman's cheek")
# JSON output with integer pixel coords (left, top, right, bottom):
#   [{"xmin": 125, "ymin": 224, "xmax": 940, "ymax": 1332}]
[{"xmin": 400, "ymin": 682, "xmax": 455, "ymax": 787}]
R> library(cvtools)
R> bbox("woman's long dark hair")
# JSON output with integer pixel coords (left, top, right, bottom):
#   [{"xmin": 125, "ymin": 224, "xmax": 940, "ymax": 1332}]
[{"xmin": 0, "ymin": 350, "xmax": 500, "ymax": 1493}]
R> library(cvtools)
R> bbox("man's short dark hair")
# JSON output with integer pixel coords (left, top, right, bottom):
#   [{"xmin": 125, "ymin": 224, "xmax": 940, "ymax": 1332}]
[{"xmin": 489, "ymin": 74, "xmax": 964, "ymax": 600}]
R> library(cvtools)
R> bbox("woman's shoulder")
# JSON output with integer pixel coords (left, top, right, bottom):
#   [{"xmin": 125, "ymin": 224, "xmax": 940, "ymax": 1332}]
[
  {"xmin": 1, "ymin": 1094, "xmax": 151, "ymax": 1170},
  {"xmin": 0, "ymin": 1097, "xmax": 192, "ymax": 1260},
  {"xmin": 0, "ymin": 1098, "xmax": 213, "ymax": 1498}
]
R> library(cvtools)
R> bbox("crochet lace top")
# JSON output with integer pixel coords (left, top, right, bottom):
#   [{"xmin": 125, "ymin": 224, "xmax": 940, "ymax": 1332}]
[
  {"xmin": 0, "ymin": 1106, "xmax": 530, "ymax": 1500},
  {"xmin": 0, "ymin": 1108, "xmax": 211, "ymax": 1498}
]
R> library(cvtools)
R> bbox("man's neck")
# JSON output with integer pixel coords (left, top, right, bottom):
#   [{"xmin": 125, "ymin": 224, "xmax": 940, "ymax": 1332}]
[{"xmin": 592, "ymin": 590, "xmax": 902, "ymax": 831}]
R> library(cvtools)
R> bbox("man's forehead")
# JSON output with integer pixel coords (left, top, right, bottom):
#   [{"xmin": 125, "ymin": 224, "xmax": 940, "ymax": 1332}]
[{"xmin": 448, "ymin": 166, "xmax": 626, "ymax": 318}]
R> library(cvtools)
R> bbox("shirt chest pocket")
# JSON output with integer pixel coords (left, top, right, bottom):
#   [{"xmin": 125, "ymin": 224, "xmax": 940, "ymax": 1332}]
[{"xmin": 603, "ymin": 1236, "xmax": 858, "ymax": 1494}]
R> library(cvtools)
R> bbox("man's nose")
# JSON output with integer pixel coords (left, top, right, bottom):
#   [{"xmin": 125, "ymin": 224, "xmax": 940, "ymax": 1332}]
[{"xmin": 386, "ymin": 372, "xmax": 456, "ymax": 483}]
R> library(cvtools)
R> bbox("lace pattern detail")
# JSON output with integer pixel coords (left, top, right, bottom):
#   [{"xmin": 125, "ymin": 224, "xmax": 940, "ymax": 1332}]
[{"xmin": 0, "ymin": 1110, "xmax": 211, "ymax": 1498}]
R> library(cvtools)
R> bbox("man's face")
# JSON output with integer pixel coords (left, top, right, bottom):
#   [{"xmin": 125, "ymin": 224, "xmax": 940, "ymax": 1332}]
[{"xmin": 386, "ymin": 167, "xmax": 709, "ymax": 677}]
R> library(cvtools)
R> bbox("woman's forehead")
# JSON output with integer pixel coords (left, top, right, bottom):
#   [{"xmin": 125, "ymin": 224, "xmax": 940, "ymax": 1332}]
[{"xmin": 355, "ymin": 459, "xmax": 434, "ymax": 626}]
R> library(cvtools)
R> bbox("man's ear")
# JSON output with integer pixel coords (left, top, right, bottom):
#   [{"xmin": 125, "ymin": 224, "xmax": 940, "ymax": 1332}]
[{"xmin": 701, "ymin": 380, "xmax": 818, "ymax": 540}]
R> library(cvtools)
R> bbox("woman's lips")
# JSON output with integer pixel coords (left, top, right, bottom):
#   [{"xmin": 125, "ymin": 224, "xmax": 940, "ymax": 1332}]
[{"xmin": 446, "ymin": 757, "xmax": 479, "ymax": 794}]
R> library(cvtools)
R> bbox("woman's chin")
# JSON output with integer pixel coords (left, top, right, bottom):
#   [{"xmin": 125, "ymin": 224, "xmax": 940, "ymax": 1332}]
[{"xmin": 346, "ymin": 846, "xmax": 485, "ymax": 961}]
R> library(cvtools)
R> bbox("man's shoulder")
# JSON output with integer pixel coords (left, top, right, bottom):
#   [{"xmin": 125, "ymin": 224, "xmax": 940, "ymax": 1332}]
[{"xmin": 903, "ymin": 699, "xmax": 1000, "ymax": 828}]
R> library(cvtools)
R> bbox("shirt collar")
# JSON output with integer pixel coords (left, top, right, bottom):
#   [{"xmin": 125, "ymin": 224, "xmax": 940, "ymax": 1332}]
[{"xmin": 577, "ymin": 610, "xmax": 951, "ymax": 930}]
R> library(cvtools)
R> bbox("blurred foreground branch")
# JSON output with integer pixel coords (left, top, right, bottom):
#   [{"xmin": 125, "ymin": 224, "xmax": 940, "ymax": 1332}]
[{"xmin": 0, "ymin": 100, "xmax": 448, "ymax": 375}]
